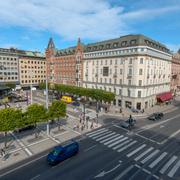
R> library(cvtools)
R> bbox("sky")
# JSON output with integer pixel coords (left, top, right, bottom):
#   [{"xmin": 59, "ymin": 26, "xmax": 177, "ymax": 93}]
[{"xmin": 0, "ymin": 0, "xmax": 179, "ymax": 53}]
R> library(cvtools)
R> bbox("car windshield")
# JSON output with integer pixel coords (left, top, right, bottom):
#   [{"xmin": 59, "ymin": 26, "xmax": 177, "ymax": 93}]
[{"xmin": 51, "ymin": 149, "xmax": 61, "ymax": 156}]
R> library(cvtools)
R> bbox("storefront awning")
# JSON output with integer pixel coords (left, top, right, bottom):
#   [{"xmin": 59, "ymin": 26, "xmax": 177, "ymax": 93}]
[{"xmin": 157, "ymin": 92, "xmax": 173, "ymax": 102}]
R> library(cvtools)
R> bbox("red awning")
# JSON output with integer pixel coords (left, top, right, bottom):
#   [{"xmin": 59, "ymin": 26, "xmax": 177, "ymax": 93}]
[{"xmin": 157, "ymin": 92, "xmax": 173, "ymax": 102}]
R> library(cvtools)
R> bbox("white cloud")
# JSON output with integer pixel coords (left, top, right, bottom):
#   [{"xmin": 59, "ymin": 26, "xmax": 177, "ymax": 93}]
[
  {"xmin": 1, "ymin": 43, "xmax": 19, "ymax": 49},
  {"xmin": 0, "ymin": 0, "xmax": 179, "ymax": 41}
]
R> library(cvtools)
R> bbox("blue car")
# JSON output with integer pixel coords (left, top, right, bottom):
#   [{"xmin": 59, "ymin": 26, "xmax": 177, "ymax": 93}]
[{"xmin": 47, "ymin": 140, "xmax": 79, "ymax": 165}]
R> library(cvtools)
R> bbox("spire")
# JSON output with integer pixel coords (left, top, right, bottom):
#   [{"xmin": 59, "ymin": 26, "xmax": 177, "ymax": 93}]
[
  {"xmin": 47, "ymin": 37, "xmax": 55, "ymax": 49},
  {"xmin": 77, "ymin": 37, "xmax": 82, "ymax": 50}
]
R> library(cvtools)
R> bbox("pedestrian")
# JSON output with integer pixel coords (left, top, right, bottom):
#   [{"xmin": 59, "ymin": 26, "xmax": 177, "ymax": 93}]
[
  {"xmin": 119, "ymin": 108, "xmax": 122, "ymax": 113},
  {"xmin": 90, "ymin": 122, "xmax": 94, "ymax": 129},
  {"xmin": 0, "ymin": 149, "xmax": 3, "ymax": 157}
]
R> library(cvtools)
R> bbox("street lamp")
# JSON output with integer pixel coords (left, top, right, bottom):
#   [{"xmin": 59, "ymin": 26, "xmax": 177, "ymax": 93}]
[{"xmin": 46, "ymin": 62, "xmax": 49, "ymax": 136}]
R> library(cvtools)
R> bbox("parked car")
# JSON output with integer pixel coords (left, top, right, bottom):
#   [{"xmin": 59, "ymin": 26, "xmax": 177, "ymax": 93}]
[
  {"xmin": 147, "ymin": 112, "xmax": 164, "ymax": 121},
  {"xmin": 47, "ymin": 140, "xmax": 79, "ymax": 165},
  {"xmin": 61, "ymin": 96, "xmax": 73, "ymax": 103}
]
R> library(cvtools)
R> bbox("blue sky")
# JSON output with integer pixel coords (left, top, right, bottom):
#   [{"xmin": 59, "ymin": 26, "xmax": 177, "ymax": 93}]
[{"xmin": 0, "ymin": 0, "xmax": 179, "ymax": 52}]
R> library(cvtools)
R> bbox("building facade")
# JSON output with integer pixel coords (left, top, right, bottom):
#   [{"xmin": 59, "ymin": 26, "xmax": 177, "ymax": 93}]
[
  {"xmin": 19, "ymin": 51, "xmax": 46, "ymax": 87},
  {"xmin": 0, "ymin": 47, "xmax": 46, "ymax": 87},
  {"xmin": 171, "ymin": 50, "xmax": 180, "ymax": 95},
  {"xmin": 0, "ymin": 48, "xmax": 19, "ymax": 85},
  {"xmin": 46, "ymin": 38, "xmax": 83, "ymax": 87},
  {"xmin": 83, "ymin": 35, "xmax": 172, "ymax": 110}
]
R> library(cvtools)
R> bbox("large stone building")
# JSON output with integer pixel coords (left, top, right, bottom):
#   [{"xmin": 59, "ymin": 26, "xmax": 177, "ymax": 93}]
[
  {"xmin": 171, "ymin": 50, "xmax": 180, "ymax": 95},
  {"xmin": 19, "ymin": 51, "xmax": 46, "ymax": 87},
  {"xmin": 0, "ymin": 48, "xmax": 19, "ymax": 84},
  {"xmin": 46, "ymin": 38, "xmax": 83, "ymax": 87},
  {"xmin": 83, "ymin": 34, "xmax": 172, "ymax": 110},
  {"xmin": 0, "ymin": 47, "xmax": 46, "ymax": 87}
]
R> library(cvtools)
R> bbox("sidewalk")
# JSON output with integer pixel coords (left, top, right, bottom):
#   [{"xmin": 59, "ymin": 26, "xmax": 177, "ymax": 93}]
[{"xmin": 0, "ymin": 113, "xmax": 101, "ymax": 170}]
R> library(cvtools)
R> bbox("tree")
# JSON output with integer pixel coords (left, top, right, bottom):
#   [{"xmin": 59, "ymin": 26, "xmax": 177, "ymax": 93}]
[
  {"xmin": 26, "ymin": 104, "xmax": 47, "ymax": 138},
  {"xmin": 0, "ymin": 108, "xmax": 22, "ymax": 148},
  {"xmin": 48, "ymin": 101, "xmax": 66, "ymax": 131},
  {"xmin": 5, "ymin": 83, "xmax": 16, "ymax": 89}
]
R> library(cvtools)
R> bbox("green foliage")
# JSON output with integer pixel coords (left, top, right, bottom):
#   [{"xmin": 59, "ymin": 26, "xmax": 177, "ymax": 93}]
[
  {"xmin": 53, "ymin": 84, "xmax": 115, "ymax": 103},
  {"xmin": 5, "ymin": 83, "xmax": 16, "ymax": 89},
  {"xmin": 27, "ymin": 104, "xmax": 47, "ymax": 125},
  {"xmin": 48, "ymin": 100, "xmax": 66, "ymax": 120},
  {"xmin": 0, "ymin": 108, "xmax": 22, "ymax": 132}
]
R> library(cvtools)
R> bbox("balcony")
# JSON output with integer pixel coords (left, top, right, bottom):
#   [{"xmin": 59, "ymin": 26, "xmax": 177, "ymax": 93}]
[{"xmin": 127, "ymin": 74, "xmax": 132, "ymax": 79}]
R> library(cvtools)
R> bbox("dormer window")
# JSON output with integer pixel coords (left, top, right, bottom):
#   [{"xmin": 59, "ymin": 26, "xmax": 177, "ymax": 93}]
[{"xmin": 121, "ymin": 41, "xmax": 127, "ymax": 47}]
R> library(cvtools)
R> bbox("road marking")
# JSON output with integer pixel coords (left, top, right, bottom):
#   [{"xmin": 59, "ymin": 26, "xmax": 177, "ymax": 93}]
[
  {"xmin": 104, "ymin": 135, "xmax": 124, "ymax": 145},
  {"xmin": 100, "ymin": 134, "xmax": 120, "ymax": 143},
  {"xmin": 168, "ymin": 159, "xmax": 180, "ymax": 178},
  {"xmin": 113, "ymin": 124, "xmax": 128, "ymax": 132},
  {"xmin": 127, "ymin": 144, "xmax": 146, "ymax": 158},
  {"xmin": 30, "ymin": 174, "xmax": 40, "ymax": 180},
  {"xmin": 0, "ymin": 153, "xmax": 47, "ymax": 178},
  {"xmin": 160, "ymin": 155, "xmax": 178, "ymax": 174},
  {"xmin": 160, "ymin": 129, "xmax": 180, "ymax": 144},
  {"xmin": 108, "ymin": 137, "xmax": 128, "ymax": 148},
  {"xmin": 95, "ymin": 132, "xmax": 116, "ymax": 141},
  {"xmin": 88, "ymin": 129, "xmax": 108, "ymax": 137},
  {"xmin": 141, "ymin": 149, "xmax": 160, "ymax": 164},
  {"xmin": 136, "ymin": 114, "xmax": 180, "ymax": 133},
  {"xmin": 86, "ymin": 128, "xmax": 105, "ymax": 136},
  {"xmin": 10, "ymin": 132, "xmax": 33, "ymax": 156},
  {"xmin": 135, "ymin": 133, "xmax": 160, "ymax": 144},
  {"xmin": 113, "ymin": 165, "xmax": 134, "ymax": 180},
  {"xmin": 92, "ymin": 131, "xmax": 112, "ymax": 139},
  {"xmin": 149, "ymin": 152, "xmax": 167, "ymax": 168},
  {"xmin": 117, "ymin": 141, "xmax": 137, "ymax": 153},
  {"xmin": 95, "ymin": 160, "xmax": 122, "ymax": 178},
  {"xmin": 53, "ymin": 130, "xmax": 69, "ymax": 137},
  {"xmin": 113, "ymin": 139, "xmax": 132, "ymax": 150},
  {"xmin": 134, "ymin": 147, "xmax": 154, "ymax": 161},
  {"xmin": 84, "ymin": 145, "xmax": 97, "ymax": 152}
]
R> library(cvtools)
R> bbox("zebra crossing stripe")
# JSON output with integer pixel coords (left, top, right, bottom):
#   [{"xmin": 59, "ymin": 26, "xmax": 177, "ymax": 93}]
[
  {"xmin": 99, "ymin": 134, "xmax": 120, "ymax": 143},
  {"xmin": 168, "ymin": 159, "xmax": 180, "ymax": 178},
  {"xmin": 113, "ymin": 139, "xmax": 132, "ymax": 150},
  {"xmin": 134, "ymin": 147, "xmax": 154, "ymax": 161},
  {"xmin": 117, "ymin": 141, "xmax": 137, "ymax": 153},
  {"xmin": 86, "ymin": 128, "xmax": 105, "ymax": 136},
  {"xmin": 96, "ymin": 133, "xmax": 117, "ymax": 141},
  {"xmin": 108, "ymin": 137, "xmax": 128, "ymax": 148},
  {"xmin": 127, "ymin": 144, "xmax": 146, "ymax": 158},
  {"xmin": 149, "ymin": 152, "xmax": 167, "ymax": 168},
  {"xmin": 141, "ymin": 149, "xmax": 160, "ymax": 164},
  {"xmin": 88, "ymin": 129, "xmax": 108, "ymax": 137},
  {"xmin": 160, "ymin": 155, "xmax": 178, "ymax": 174},
  {"xmin": 91, "ymin": 131, "xmax": 112, "ymax": 139},
  {"xmin": 104, "ymin": 135, "xmax": 124, "ymax": 145}
]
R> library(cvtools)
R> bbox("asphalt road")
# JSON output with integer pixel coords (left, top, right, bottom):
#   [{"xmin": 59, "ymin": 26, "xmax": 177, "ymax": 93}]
[
  {"xmin": 1, "ymin": 99, "xmax": 180, "ymax": 180},
  {"xmin": 1, "ymin": 120, "xmax": 180, "ymax": 180}
]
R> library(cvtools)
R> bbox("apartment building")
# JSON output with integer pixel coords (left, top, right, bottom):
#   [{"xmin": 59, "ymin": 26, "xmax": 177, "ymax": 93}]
[
  {"xmin": 46, "ymin": 38, "xmax": 83, "ymax": 87},
  {"xmin": 19, "ymin": 51, "xmax": 46, "ymax": 87},
  {"xmin": 171, "ymin": 50, "xmax": 180, "ymax": 95},
  {"xmin": 0, "ymin": 47, "xmax": 46, "ymax": 87},
  {"xmin": 83, "ymin": 34, "xmax": 172, "ymax": 110},
  {"xmin": 0, "ymin": 48, "xmax": 19, "ymax": 84}
]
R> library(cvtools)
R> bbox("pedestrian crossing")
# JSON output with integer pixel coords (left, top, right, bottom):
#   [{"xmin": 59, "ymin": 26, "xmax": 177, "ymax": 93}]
[{"xmin": 86, "ymin": 128, "xmax": 180, "ymax": 179}]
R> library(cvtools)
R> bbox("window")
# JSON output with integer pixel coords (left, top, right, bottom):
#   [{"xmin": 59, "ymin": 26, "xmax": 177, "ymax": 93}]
[
  {"xmin": 138, "ymin": 91, "xmax": 141, "ymax": 98},
  {"xmin": 140, "ymin": 58, "xmax": 143, "ymax": 64},
  {"xmin": 119, "ymin": 89, "xmax": 122, "ymax": 95},
  {"xmin": 128, "ymin": 89, "xmax": 131, "ymax": 97},
  {"xmin": 103, "ymin": 67, "xmax": 109, "ymax": 76},
  {"xmin": 139, "ymin": 80, "xmax": 142, "ymax": 86},
  {"xmin": 128, "ymin": 79, "xmax": 131, "ymax": 85},
  {"xmin": 120, "ymin": 69, "xmax": 123, "ymax": 75},
  {"xmin": 119, "ymin": 79, "xmax": 122, "ymax": 84},
  {"xmin": 129, "ymin": 59, "xmax": 133, "ymax": 64},
  {"xmin": 128, "ymin": 68, "xmax": 132, "ymax": 75},
  {"xmin": 139, "ymin": 69, "xmax": 143, "ymax": 75}
]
